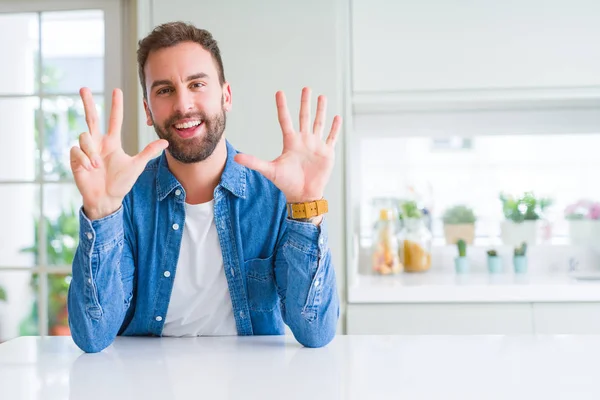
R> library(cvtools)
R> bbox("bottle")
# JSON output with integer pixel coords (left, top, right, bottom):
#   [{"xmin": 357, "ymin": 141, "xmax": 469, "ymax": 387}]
[
  {"xmin": 401, "ymin": 217, "xmax": 432, "ymax": 272},
  {"xmin": 371, "ymin": 208, "xmax": 403, "ymax": 275}
]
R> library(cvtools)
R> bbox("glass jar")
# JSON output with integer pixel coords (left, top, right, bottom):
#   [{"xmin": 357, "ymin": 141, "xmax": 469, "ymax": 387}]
[
  {"xmin": 371, "ymin": 208, "xmax": 403, "ymax": 275},
  {"xmin": 400, "ymin": 217, "xmax": 432, "ymax": 272}
]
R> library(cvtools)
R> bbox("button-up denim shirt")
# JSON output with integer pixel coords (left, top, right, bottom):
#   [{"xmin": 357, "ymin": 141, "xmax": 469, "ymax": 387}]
[{"xmin": 67, "ymin": 140, "xmax": 339, "ymax": 353}]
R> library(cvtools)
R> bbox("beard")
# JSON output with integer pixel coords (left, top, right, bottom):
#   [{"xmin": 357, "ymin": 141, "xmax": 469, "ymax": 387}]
[{"xmin": 151, "ymin": 106, "xmax": 226, "ymax": 164}]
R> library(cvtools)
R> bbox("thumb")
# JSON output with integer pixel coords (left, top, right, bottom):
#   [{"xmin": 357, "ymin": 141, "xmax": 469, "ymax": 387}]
[
  {"xmin": 234, "ymin": 153, "xmax": 275, "ymax": 182},
  {"xmin": 133, "ymin": 139, "xmax": 169, "ymax": 168}
]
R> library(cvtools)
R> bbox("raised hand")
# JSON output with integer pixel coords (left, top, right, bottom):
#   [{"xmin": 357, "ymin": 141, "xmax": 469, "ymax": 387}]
[
  {"xmin": 234, "ymin": 87, "xmax": 342, "ymax": 205},
  {"xmin": 70, "ymin": 88, "xmax": 168, "ymax": 220}
]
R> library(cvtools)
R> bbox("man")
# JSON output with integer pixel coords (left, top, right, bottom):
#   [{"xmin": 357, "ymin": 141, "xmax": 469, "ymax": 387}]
[{"xmin": 67, "ymin": 21, "xmax": 342, "ymax": 353}]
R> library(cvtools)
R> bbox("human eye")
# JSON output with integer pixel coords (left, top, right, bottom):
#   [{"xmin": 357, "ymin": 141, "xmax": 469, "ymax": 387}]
[{"xmin": 156, "ymin": 87, "xmax": 173, "ymax": 95}]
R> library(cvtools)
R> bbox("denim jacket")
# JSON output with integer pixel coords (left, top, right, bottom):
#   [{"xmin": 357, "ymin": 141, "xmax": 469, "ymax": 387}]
[{"xmin": 67, "ymin": 140, "xmax": 339, "ymax": 353}]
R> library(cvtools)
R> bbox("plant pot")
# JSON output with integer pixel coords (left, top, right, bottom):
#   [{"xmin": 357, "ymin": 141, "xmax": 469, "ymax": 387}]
[
  {"xmin": 454, "ymin": 256, "xmax": 469, "ymax": 274},
  {"xmin": 568, "ymin": 220, "xmax": 600, "ymax": 246},
  {"xmin": 513, "ymin": 255, "xmax": 528, "ymax": 274},
  {"xmin": 444, "ymin": 224, "xmax": 475, "ymax": 245},
  {"xmin": 500, "ymin": 220, "xmax": 537, "ymax": 246},
  {"xmin": 487, "ymin": 256, "xmax": 503, "ymax": 273}
]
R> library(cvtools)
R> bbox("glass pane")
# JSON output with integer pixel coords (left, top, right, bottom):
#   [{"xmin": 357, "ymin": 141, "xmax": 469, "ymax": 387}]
[
  {"xmin": 0, "ymin": 13, "xmax": 39, "ymax": 95},
  {"xmin": 0, "ymin": 186, "xmax": 39, "ymax": 267},
  {"xmin": 0, "ymin": 97, "xmax": 39, "ymax": 181},
  {"xmin": 47, "ymin": 273, "xmax": 71, "ymax": 336},
  {"xmin": 41, "ymin": 10, "xmax": 104, "ymax": 94},
  {"xmin": 44, "ymin": 184, "xmax": 81, "ymax": 267},
  {"xmin": 0, "ymin": 271, "xmax": 39, "ymax": 343},
  {"xmin": 42, "ymin": 95, "xmax": 104, "ymax": 181},
  {"xmin": 359, "ymin": 134, "xmax": 600, "ymax": 244}
]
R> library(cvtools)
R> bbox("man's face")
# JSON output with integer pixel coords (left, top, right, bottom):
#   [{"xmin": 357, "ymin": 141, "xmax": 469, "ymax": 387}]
[{"xmin": 143, "ymin": 41, "xmax": 232, "ymax": 163}]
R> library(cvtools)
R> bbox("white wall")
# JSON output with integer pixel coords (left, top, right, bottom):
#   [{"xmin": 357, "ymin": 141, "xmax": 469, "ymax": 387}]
[{"xmin": 138, "ymin": 0, "xmax": 348, "ymax": 332}]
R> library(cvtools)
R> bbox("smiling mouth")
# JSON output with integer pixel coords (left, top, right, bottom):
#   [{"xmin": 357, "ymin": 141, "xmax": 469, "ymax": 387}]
[{"xmin": 172, "ymin": 119, "xmax": 204, "ymax": 138}]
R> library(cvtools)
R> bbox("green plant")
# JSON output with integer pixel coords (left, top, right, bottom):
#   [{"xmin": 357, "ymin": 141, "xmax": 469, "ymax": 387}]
[
  {"xmin": 443, "ymin": 205, "xmax": 476, "ymax": 225},
  {"xmin": 487, "ymin": 249, "xmax": 498, "ymax": 257},
  {"xmin": 398, "ymin": 200, "xmax": 422, "ymax": 220},
  {"xmin": 499, "ymin": 191, "xmax": 552, "ymax": 223},
  {"xmin": 514, "ymin": 242, "xmax": 527, "ymax": 257},
  {"xmin": 0, "ymin": 286, "xmax": 6, "ymax": 302},
  {"xmin": 457, "ymin": 239, "xmax": 467, "ymax": 257}
]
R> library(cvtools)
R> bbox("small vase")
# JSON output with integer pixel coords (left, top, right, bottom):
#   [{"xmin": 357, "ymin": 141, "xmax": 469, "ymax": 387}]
[
  {"xmin": 454, "ymin": 256, "xmax": 469, "ymax": 274},
  {"xmin": 513, "ymin": 255, "xmax": 528, "ymax": 274},
  {"xmin": 487, "ymin": 256, "xmax": 503, "ymax": 273}
]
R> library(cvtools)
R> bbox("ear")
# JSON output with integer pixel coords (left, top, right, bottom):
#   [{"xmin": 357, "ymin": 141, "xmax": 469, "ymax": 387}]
[
  {"xmin": 222, "ymin": 82, "xmax": 232, "ymax": 112},
  {"xmin": 143, "ymin": 98, "xmax": 153, "ymax": 126}
]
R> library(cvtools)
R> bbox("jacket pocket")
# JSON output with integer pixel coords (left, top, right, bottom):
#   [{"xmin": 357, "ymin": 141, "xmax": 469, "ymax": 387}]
[{"xmin": 245, "ymin": 254, "xmax": 278, "ymax": 312}]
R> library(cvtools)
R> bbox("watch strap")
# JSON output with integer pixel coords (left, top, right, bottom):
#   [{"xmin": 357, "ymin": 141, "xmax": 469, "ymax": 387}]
[{"xmin": 287, "ymin": 199, "xmax": 328, "ymax": 219}]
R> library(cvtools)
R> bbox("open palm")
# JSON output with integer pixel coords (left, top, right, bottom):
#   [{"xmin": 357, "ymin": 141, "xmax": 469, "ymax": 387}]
[
  {"xmin": 234, "ymin": 88, "xmax": 342, "ymax": 204},
  {"xmin": 71, "ymin": 88, "xmax": 168, "ymax": 220}
]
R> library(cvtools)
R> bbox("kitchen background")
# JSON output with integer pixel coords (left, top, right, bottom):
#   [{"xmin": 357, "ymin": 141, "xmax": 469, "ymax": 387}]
[{"xmin": 0, "ymin": 0, "xmax": 599, "ymax": 342}]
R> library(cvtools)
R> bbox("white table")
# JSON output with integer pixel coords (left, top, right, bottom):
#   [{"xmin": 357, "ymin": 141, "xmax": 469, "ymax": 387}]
[{"xmin": 0, "ymin": 334, "xmax": 598, "ymax": 399}]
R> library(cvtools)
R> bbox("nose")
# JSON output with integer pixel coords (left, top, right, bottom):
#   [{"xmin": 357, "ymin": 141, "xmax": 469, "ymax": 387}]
[{"xmin": 173, "ymin": 88, "xmax": 194, "ymax": 115}]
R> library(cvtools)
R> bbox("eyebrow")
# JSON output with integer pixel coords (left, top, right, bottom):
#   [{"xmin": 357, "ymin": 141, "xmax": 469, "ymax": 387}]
[{"xmin": 150, "ymin": 73, "xmax": 209, "ymax": 91}]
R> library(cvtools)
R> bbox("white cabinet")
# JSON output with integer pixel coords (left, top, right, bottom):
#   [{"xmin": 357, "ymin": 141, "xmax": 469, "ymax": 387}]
[
  {"xmin": 348, "ymin": 302, "xmax": 600, "ymax": 335},
  {"xmin": 351, "ymin": 0, "xmax": 600, "ymax": 94},
  {"xmin": 347, "ymin": 304, "xmax": 533, "ymax": 335},
  {"xmin": 533, "ymin": 303, "xmax": 600, "ymax": 334}
]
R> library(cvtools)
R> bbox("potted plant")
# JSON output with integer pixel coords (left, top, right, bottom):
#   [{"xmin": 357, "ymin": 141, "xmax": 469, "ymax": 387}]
[
  {"xmin": 486, "ymin": 249, "xmax": 502, "ymax": 273},
  {"xmin": 513, "ymin": 242, "xmax": 528, "ymax": 274},
  {"xmin": 454, "ymin": 239, "xmax": 469, "ymax": 273},
  {"xmin": 564, "ymin": 199, "xmax": 600, "ymax": 246},
  {"xmin": 443, "ymin": 204, "xmax": 476, "ymax": 245},
  {"xmin": 499, "ymin": 191, "xmax": 552, "ymax": 246}
]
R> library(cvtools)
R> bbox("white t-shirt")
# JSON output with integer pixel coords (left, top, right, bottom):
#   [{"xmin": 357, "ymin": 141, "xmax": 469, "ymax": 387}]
[{"xmin": 162, "ymin": 200, "xmax": 238, "ymax": 337}]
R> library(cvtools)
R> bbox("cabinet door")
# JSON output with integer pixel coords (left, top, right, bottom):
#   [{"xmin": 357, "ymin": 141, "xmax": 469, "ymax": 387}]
[
  {"xmin": 352, "ymin": 0, "xmax": 600, "ymax": 93},
  {"xmin": 347, "ymin": 304, "xmax": 532, "ymax": 335},
  {"xmin": 533, "ymin": 303, "xmax": 600, "ymax": 334}
]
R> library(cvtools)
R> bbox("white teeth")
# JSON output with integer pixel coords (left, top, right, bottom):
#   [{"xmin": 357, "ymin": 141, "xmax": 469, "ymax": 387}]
[{"xmin": 174, "ymin": 120, "xmax": 202, "ymax": 129}]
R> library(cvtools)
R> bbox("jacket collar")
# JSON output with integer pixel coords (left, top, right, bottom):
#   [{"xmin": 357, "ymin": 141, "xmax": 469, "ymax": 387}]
[{"xmin": 156, "ymin": 139, "xmax": 247, "ymax": 201}]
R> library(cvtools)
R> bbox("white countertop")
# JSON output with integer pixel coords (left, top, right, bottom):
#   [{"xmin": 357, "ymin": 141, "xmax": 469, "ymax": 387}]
[
  {"xmin": 2, "ymin": 335, "xmax": 600, "ymax": 399},
  {"xmin": 348, "ymin": 272, "xmax": 600, "ymax": 303}
]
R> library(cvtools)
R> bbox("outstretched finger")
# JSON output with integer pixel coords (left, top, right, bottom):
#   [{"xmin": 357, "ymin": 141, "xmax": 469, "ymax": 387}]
[
  {"xmin": 233, "ymin": 153, "xmax": 276, "ymax": 182},
  {"xmin": 325, "ymin": 115, "xmax": 343, "ymax": 147},
  {"xmin": 276, "ymin": 91, "xmax": 294, "ymax": 136},
  {"xmin": 313, "ymin": 95, "xmax": 327, "ymax": 138},
  {"xmin": 80, "ymin": 87, "xmax": 100, "ymax": 139},
  {"xmin": 299, "ymin": 87, "xmax": 311, "ymax": 133},
  {"xmin": 133, "ymin": 139, "xmax": 169, "ymax": 170},
  {"xmin": 108, "ymin": 88, "xmax": 124, "ymax": 138}
]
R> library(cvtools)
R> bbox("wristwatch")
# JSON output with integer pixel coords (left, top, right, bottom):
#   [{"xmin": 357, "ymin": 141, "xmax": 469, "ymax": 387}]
[{"xmin": 287, "ymin": 199, "xmax": 328, "ymax": 220}]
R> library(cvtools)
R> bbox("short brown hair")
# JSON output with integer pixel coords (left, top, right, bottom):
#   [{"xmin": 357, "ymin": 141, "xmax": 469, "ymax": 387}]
[{"xmin": 137, "ymin": 21, "xmax": 226, "ymax": 99}]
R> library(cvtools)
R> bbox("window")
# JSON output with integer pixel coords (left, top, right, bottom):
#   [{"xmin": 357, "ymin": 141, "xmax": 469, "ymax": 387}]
[{"xmin": 0, "ymin": 1, "xmax": 121, "ymax": 342}]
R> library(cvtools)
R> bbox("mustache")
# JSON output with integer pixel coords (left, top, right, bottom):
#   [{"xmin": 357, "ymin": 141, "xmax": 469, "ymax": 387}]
[{"xmin": 164, "ymin": 112, "xmax": 207, "ymax": 129}]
